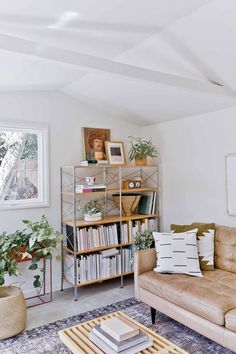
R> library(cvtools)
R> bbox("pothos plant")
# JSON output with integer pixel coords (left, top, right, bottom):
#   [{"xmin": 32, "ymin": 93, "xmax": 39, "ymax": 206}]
[{"xmin": 0, "ymin": 216, "xmax": 63, "ymax": 292}]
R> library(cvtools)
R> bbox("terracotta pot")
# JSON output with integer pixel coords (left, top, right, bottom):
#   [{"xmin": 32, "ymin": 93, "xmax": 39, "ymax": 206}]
[
  {"xmin": 10, "ymin": 246, "xmax": 37, "ymax": 263},
  {"xmin": 113, "ymin": 194, "xmax": 141, "ymax": 216},
  {"xmin": 0, "ymin": 286, "xmax": 26, "ymax": 339},
  {"xmin": 135, "ymin": 157, "xmax": 147, "ymax": 166}
]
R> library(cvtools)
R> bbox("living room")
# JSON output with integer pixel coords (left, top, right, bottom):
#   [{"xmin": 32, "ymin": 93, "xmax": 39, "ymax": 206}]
[{"xmin": 1, "ymin": 1, "xmax": 236, "ymax": 353}]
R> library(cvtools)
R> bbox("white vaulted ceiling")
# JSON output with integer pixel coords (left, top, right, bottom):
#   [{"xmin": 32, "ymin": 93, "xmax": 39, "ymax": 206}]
[{"xmin": 0, "ymin": 0, "xmax": 236, "ymax": 125}]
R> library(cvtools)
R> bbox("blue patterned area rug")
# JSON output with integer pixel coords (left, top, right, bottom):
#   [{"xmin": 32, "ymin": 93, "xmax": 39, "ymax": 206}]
[{"xmin": 0, "ymin": 298, "xmax": 233, "ymax": 354}]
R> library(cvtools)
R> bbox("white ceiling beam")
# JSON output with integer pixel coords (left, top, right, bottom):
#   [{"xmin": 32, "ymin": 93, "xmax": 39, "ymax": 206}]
[{"xmin": 0, "ymin": 33, "xmax": 235, "ymax": 99}]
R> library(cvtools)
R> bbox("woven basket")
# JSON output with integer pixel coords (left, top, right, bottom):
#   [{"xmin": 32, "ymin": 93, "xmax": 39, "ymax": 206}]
[{"xmin": 0, "ymin": 286, "xmax": 27, "ymax": 339}]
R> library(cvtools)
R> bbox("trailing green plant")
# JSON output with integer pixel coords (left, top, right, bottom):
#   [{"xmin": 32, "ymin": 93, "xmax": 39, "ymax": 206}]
[
  {"xmin": 0, "ymin": 230, "xmax": 29, "ymax": 286},
  {"xmin": 77, "ymin": 199, "xmax": 104, "ymax": 215},
  {"xmin": 0, "ymin": 216, "xmax": 63, "ymax": 291},
  {"xmin": 133, "ymin": 230, "xmax": 154, "ymax": 250},
  {"xmin": 128, "ymin": 136, "xmax": 158, "ymax": 161}
]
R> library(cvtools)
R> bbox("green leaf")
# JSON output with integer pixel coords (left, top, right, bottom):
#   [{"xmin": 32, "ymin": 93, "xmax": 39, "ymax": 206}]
[
  {"xmin": 32, "ymin": 255, "xmax": 41, "ymax": 263},
  {"xmin": 0, "ymin": 277, "xmax": 5, "ymax": 285},
  {"xmin": 29, "ymin": 263, "xmax": 38, "ymax": 270}
]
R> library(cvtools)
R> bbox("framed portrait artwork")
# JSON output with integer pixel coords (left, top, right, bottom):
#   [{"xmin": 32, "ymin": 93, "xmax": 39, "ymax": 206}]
[
  {"xmin": 82, "ymin": 127, "xmax": 111, "ymax": 161},
  {"xmin": 105, "ymin": 141, "xmax": 126, "ymax": 165}
]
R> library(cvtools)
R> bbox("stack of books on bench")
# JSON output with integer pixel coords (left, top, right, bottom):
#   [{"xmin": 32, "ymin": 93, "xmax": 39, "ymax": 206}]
[{"xmin": 89, "ymin": 315, "xmax": 153, "ymax": 353}]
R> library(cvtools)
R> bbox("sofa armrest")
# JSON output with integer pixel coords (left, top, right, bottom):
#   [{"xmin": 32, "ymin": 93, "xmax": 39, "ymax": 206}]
[{"xmin": 134, "ymin": 248, "xmax": 156, "ymax": 300}]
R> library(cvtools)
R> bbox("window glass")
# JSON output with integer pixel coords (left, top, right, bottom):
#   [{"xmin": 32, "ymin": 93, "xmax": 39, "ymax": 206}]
[{"xmin": 0, "ymin": 123, "xmax": 49, "ymax": 209}]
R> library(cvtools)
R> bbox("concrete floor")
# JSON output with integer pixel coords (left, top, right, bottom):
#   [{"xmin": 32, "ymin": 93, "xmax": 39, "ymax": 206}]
[{"xmin": 27, "ymin": 277, "xmax": 134, "ymax": 330}]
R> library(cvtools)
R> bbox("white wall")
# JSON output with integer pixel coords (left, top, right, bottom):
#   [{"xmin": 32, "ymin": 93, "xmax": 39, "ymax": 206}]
[
  {"xmin": 142, "ymin": 107, "xmax": 236, "ymax": 231},
  {"xmin": 0, "ymin": 91, "xmax": 140, "ymax": 295}
]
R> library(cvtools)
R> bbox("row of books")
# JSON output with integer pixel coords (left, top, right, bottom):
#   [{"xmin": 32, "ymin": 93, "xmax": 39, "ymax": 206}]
[
  {"xmin": 64, "ymin": 248, "xmax": 134, "ymax": 283},
  {"xmin": 66, "ymin": 220, "xmax": 155, "ymax": 251},
  {"xmin": 90, "ymin": 315, "xmax": 153, "ymax": 354},
  {"xmin": 130, "ymin": 218, "xmax": 158, "ymax": 241},
  {"xmin": 77, "ymin": 223, "xmax": 129, "ymax": 251}
]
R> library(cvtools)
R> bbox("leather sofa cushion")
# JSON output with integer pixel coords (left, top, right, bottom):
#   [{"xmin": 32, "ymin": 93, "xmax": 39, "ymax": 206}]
[
  {"xmin": 139, "ymin": 269, "xmax": 236, "ymax": 326},
  {"xmin": 203, "ymin": 268, "xmax": 236, "ymax": 289},
  {"xmin": 225, "ymin": 309, "xmax": 236, "ymax": 333},
  {"xmin": 215, "ymin": 225, "xmax": 236, "ymax": 274}
]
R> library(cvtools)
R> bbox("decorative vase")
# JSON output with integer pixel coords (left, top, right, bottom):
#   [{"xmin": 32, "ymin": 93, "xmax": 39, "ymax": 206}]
[
  {"xmin": 113, "ymin": 194, "xmax": 141, "ymax": 217},
  {"xmin": 0, "ymin": 286, "xmax": 27, "ymax": 340},
  {"xmin": 135, "ymin": 157, "xmax": 147, "ymax": 166},
  {"xmin": 84, "ymin": 212, "xmax": 102, "ymax": 222}
]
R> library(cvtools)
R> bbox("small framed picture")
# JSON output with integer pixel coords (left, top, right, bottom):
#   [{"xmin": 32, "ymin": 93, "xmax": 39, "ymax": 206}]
[{"xmin": 105, "ymin": 141, "xmax": 126, "ymax": 165}]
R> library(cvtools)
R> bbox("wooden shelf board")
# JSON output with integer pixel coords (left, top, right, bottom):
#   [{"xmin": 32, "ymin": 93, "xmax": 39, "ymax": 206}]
[
  {"xmin": 62, "ymin": 187, "xmax": 157, "ymax": 196},
  {"xmin": 63, "ymin": 213, "xmax": 158, "ymax": 227},
  {"xmin": 64, "ymin": 242, "xmax": 132, "ymax": 255},
  {"xmin": 64, "ymin": 271, "xmax": 134, "ymax": 287},
  {"xmin": 62, "ymin": 164, "xmax": 157, "ymax": 169}
]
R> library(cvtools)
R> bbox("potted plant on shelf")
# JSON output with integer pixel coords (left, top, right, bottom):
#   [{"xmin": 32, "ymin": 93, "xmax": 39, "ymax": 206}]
[
  {"xmin": 133, "ymin": 230, "xmax": 154, "ymax": 250},
  {"xmin": 78, "ymin": 199, "xmax": 104, "ymax": 222},
  {"xmin": 128, "ymin": 136, "xmax": 158, "ymax": 166}
]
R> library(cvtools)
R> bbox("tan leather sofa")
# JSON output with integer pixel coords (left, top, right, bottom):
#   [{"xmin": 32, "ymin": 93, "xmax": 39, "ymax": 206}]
[{"xmin": 134, "ymin": 225, "xmax": 236, "ymax": 353}]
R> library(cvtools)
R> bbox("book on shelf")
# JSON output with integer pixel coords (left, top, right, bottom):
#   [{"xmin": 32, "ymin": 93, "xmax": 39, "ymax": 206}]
[
  {"xmin": 93, "ymin": 325, "xmax": 148, "ymax": 352},
  {"xmin": 75, "ymin": 184, "xmax": 106, "ymax": 193},
  {"xmin": 79, "ymin": 160, "xmax": 97, "ymax": 166},
  {"xmin": 79, "ymin": 160, "xmax": 109, "ymax": 166},
  {"xmin": 97, "ymin": 160, "xmax": 109, "ymax": 165},
  {"xmin": 151, "ymin": 191, "xmax": 157, "ymax": 214},
  {"xmin": 137, "ymin": 195, "xmax": 153, "ymax": 215},
  {"xmin": 101, "ymin": 316, "xmax": 139, "ymax": 341},
  {"xmin": 101, "ymin": 248, "xmax": 119, "ymax": 258},
  {"xmin": 89, "ymin": 332, "xmax": 153, "ymax": 354}
]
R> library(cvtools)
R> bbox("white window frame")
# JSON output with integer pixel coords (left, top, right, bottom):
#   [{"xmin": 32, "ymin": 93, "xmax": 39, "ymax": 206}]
[{"xmin": 0, "ymin": 121, "xmax": 49, "ymax": 210}]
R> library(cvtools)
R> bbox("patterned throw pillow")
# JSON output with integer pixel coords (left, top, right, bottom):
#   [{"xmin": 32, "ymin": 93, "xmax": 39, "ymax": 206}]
[
  {"xmin": 153, "ymin": 230, "xmax": 202, "ymax": 277},
  {"xmin": 170, "ymin": 223, "xmax": 215, "ymax": 271}
]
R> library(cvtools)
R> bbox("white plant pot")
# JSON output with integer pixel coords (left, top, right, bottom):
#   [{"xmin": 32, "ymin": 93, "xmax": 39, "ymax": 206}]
[{"xmin": 84, "ymin": 212, "xmax": 102, "ymax": 222}]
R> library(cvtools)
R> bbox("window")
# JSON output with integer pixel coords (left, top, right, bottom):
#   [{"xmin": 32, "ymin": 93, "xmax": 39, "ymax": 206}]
[{"xmin": 0, "ymin": 121, "xmax": 49, "ymax": 209}]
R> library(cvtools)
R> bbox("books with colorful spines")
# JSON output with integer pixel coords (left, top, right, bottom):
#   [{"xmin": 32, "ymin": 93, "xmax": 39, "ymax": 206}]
[
  {"xmin": 100, "ymin": 316, "xmax": 139, "ymax": 341},
  {"xmin": 89, "ymin": 332, "xmax": 153, "ymax": 354}
]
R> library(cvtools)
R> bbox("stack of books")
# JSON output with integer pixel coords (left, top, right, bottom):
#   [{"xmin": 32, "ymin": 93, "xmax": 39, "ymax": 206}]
[
  {"xmin": 89, "ymin": 315, "xmax": 153, "ymax": 353},
  {"xmin": 80, "ymin": 160, "xmax": 109, "ymax": 166},
  {"xmin": 75, "ymin": 184, "xmax": 106, "ymax": 193}
]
